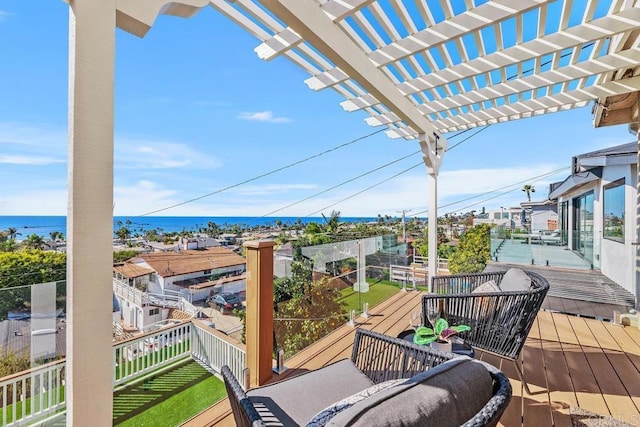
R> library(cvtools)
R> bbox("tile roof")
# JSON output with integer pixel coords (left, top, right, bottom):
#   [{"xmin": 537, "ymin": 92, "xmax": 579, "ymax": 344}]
[
  {"xmin": 113, "ymin": 263, "xmax": 155, "ymax": 279},
  {"xmin": 140, "ymin": 247, "xmax": 245, "ymax": 278}
]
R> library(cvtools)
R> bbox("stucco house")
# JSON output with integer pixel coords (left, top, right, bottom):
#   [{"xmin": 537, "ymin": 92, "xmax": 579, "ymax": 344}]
[
  {"xmin": 549, "ymin": 141, "xmax": 637, "ymax": 296},
  {"xmin": 113, "ymin": 246, "xmax": 246, "ymax": 331}
]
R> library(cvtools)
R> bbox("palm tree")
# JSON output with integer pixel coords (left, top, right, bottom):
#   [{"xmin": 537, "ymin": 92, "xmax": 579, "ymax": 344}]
[
  {"xmin": 7, "ymin": 227, "xmax": 21, "ymax": 241},
  {"xmin": 522, "ymin": 184, "xmax": 535, "ymax": 201},
  {"xmin": 24, "ymin": 234, "xmax": 47, "ymax": 250}
]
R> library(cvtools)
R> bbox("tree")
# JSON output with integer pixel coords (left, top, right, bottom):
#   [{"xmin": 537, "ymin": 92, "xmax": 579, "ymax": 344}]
[
  {"xmin": 6, "ymin": 227, "xmax": 21, "ymax": 241},
  {"xmin": 273, "ymin": 278, "xmax": 346, "ymax": 358},
  {"xmin": 522, "ymin": 184, "xmax": 535, "ymax": 202},
  {"xmin": 22, "ymin": 234, "xmax": 47, "ymax": 250},
  {"xmin": 448, "ymin": 224, "xmax": 491, "ymax": 274},
  {"xmin": 0, "ymin": 250, "xmax": 67, "ymax": 320}
]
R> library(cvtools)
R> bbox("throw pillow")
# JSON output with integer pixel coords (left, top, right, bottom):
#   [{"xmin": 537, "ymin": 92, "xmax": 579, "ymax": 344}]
[
  {"xmin": 305, "ymin": 378, "xmax": 405, "ymax": 427},
  {"xmin": 499, "ymin": 268, "xmax": 531, "ymax": 292},
  {"xmin": 472, "ymin": 279, "xmax": 500, "ymax": 293}
]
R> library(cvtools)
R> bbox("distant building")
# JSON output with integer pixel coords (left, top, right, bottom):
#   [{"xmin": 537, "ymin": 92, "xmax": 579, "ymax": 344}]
[{"xmin": 113, "ymin": 247, "xmax": 246, "ymax": 331}]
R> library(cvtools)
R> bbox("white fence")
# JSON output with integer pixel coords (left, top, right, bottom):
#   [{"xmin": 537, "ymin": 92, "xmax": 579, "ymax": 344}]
[
  {"xmin": 190, "ymin": 321, "xmax": 246, "ymax": 385},
  {"xmin": 113, "ymin": 322, "xmax": 192, "ymax": 386},
  {"xmin": 0, "ymin": 360, "xmax": 65, "ymax": 427},
  {"xmin": 1, "ymin": 320, "xmax": 246, "ymax": 426}
]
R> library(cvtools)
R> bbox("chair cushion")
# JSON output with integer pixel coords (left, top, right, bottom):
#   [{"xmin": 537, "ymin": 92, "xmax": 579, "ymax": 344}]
[
  {"xmin": 326, "ymin": 357, "xmax": 494, "ymax": 427},
  {"xmin": 306, "ymin": 378, "xmax": 405, "ymax": 427},
  {"xmin": 247, "ymin": 358, "xmax": 375, "ymax": 425},
  {"xmin": 499, "ymin": 268, "xmax": 531, "ymax": 292}
]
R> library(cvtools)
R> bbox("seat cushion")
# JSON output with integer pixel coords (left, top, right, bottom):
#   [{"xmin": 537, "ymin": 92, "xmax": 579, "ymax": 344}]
[
  {"xmin": 326, "ymin": 357, "xmax": 494, "ymax": 427},
  {"xmin": 247, "ymin": 358, "xmax": 375, "ymax": 425},
  {"xmin": 499, "ymin": 268, "xmax": 531, "ymax": 292}
]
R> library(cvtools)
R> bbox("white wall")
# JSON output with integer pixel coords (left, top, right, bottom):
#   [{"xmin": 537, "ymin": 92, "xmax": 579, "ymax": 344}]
[{"xmin": 599, "ymin": 164, "xmax": 636, "ymax": 295}]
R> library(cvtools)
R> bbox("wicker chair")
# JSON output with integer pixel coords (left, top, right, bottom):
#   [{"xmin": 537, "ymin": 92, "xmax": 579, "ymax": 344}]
[
  {"xmin": 423, "ymin": 269, "xmax": 550, "ymax": 394},
  {"xmin": 222, "ymin": 328, "xmax": 512, "ymax": 427}
]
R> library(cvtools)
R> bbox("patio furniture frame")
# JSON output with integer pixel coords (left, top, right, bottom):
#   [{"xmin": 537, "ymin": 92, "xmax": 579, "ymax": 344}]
[
  {"xmin": 423, "ymin": 270, "xmax": 550, "ymax": 394},
  {"xmin": 221, "ymin": 328, "xmax": 512, "ymax": 427}
]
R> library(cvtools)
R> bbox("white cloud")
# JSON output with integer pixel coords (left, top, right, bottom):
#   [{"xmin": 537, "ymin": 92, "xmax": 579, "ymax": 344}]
[
  {"xmin": 116, "ymin": 139, "xmax": 222, "ymax": 170},
  {"xmin": 0, "ymin": 11, "xmax": 12, "ymax": 22},
  {"xmin": 113, "ymin": 180, "xmax": 179, "ymax": 215},
  {"xmin": 0, "ymin": 122, "xmax": 66, "ymax": 148},
  {"xmin": 237, "ymin": 111, "xmax": 291, "ymax": 123},
  {"xmin": 0, "ymin": 155, "xmax": 64, "ymax": 165},
  {"xmin": 0, "ymin": 189, "xmax": 67, "ymax": 215}
]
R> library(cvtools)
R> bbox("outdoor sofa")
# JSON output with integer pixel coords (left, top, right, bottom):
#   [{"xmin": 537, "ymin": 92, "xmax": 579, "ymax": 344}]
[
  {"xmin": 423, "ymin": 267, "xmax": 550, "ymax": 393},
  {"xmin": 221, "ymin": 328, "xmax": 512, "ymax": 427}
]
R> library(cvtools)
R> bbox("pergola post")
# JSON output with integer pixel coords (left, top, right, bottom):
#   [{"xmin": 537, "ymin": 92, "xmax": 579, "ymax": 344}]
[
  {"xmin": 427, "ymin": 172, "xmax": 438, "ymax": 290},
  {"xmin": 635, "ymin": 113, "xmax": 640, "ymax": 310},
  {"xmin": 244, "ymin": 240, "xmax": 275, "ymax": 387},
  {"xmin": 67, "ymin": 0, "xmax": 115, "ymax": 425}
]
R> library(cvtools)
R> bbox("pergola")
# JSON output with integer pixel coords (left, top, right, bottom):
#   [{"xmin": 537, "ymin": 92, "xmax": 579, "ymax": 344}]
[{"xmin": 65, "ymin": 0, "xmax": 640, "ymax": 425}]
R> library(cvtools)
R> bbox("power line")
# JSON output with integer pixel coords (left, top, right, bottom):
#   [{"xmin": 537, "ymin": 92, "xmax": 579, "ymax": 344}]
[
  {"xmin": 410, "ymin": 166, "xmax": 570, "ymax": 217},
  {"xmin": 258, "ymin": 151, "xmax": 421, "ymax": 218},
  {"xmin": 305, "ymin": 162, "xmax": 424, "ymax": 217},
  {"xmin": 136, "ymin": 128, "xmax": 387, "ymax": 217}
]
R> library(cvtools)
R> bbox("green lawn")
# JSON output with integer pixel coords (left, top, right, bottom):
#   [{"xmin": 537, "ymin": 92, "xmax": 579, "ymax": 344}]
[
  {"xmin": 338, "ymin": 279, "xmax": 403, "ymax": 315},
  {"xmin": 113, "ymin": 360, "xmax": 226, "ymax": 427}
]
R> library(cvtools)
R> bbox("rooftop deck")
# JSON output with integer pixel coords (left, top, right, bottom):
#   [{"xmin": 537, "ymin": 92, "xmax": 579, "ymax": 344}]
[{"xmin": 188, "ymin": 290, "xmax": 640, "ymax": 427}]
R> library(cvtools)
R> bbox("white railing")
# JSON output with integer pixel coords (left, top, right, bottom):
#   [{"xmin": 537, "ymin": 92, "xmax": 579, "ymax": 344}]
[
  {"xmin": 1, "ymin": 320, "xmax": 246, "ymax": 426},
  {"xmin": 113, "ymin": 278, "xmax": 149, "ymax": 307},
  {"xmin": 180, "ymin": 298, "xmax": 199, "ymax": 316},
  {"xmin": 113, "ymin": 322, "xmax": 191, "ymax": 386},
  {"xmin": 190, "ymin": 321, "xmax": 246, "ymax": 383},
  {"xmin": 0, "ymin": 360, "xmax": 65, "ymax": 427},
  {"xmin": 412, "ymin": 255, "xmax": 449, "ymax": 271}
]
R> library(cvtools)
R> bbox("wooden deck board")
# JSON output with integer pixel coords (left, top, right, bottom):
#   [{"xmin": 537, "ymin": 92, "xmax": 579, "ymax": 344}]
[{"xmin": 184, "ymin": 291, "xmax": 640, "ymax": 427}]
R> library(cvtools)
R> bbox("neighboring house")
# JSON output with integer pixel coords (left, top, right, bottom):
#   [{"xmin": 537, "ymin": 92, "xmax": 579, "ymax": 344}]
[
  {"xmin": 473, "ymin": 207, "xmax": 522, "ymax": 229},
  {"xmin": 113, "ymin": 246, "xmax": 246, "ymax": 331},
  {"xmin": 549, "ymin": 141, "xmax": 636, "ymax": 296},
  {"xmin": 520, "ymin": 199, "xmax": 558, "ymax": 233}
]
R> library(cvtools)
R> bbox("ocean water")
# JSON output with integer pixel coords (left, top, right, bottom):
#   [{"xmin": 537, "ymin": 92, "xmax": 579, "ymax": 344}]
[{"xmin": 0, "ymin": 216, "xmax": 376, "ymax": 240}]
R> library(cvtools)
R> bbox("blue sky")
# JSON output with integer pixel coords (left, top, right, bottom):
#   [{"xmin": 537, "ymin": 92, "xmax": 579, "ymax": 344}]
[{"xmin": 0, "ymin": 1, "xmax": 634, "ymax": 219}]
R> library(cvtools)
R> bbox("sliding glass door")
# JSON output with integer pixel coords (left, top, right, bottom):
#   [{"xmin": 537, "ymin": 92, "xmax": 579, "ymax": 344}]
[{"xmin": 573, "ymin": 192, "xmax": 594, "ymax": 265}]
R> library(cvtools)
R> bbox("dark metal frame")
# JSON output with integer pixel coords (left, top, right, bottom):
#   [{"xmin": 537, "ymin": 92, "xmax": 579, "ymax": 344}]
[
  {"xmin": 424, "ymin": 270, "xmax": 550, "ymax": 394},
  {"xmin": 221, "ymin": 328, "xmax": 512, "ymax": 427}
]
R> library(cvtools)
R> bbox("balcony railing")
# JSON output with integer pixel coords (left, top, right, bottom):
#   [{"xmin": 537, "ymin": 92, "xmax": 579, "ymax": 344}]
[
  {"xmin": 0, "ymin": 360, "xmax": 65, "ymax": 427},
  {"xmin": 1, "ymin": 321, "xmax": 245, "ymax": 427}
]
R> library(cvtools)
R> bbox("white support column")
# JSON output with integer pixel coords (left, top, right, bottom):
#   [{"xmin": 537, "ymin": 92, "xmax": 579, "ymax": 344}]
[
  {"xmin": 636, "ymin": 117, "xmax": 640, "ymax": 309},
  {"xmin": 67, "ymin": 1, "xmax": 115, "ymax": 425},
  {"xmin": 427, "ymin": 172, "xmax": 438, "ymax": 291}
]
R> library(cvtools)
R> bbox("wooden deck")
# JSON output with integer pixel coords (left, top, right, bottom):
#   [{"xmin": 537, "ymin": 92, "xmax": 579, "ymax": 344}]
[
  {"xmin": 183, "ymin": 290, "xmax": 640, "ymax": 427},
  {"xmin": 487, "ymin": 263, "xmax": 635, "ymax": 320}
]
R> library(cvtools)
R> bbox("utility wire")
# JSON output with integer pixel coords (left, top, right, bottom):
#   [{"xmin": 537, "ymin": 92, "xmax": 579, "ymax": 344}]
[
  {"xmin": 410, "ymin": 166, "xmax": 570, "ymax": 217},
  {"xmin": 305, "ymin": 162, "xmax": 424, "ymax": 217},
  {"xmin": 136, "ymin": 128, "xmax": 387, "ymax": 217},
  {"xmin": 257, "ymin": 151, "xmax": 421, "ymax": 218}
]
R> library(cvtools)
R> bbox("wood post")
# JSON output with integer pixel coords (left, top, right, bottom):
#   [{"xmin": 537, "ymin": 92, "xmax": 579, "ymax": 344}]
[{"xmin": 244, "ymin": 240, "xmax": 275, "ymax": 387}]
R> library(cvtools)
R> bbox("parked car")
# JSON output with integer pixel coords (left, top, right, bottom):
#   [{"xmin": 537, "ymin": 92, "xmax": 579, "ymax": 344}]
[{"xmin": 206, "ymin": 293, "xmax": 242, "ymax": 313}]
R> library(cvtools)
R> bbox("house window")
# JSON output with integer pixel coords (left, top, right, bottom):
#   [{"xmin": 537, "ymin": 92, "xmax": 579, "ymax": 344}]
[
  {"xmin": 603, "ymin": 178, "xmax": 625, "ymax": 242},
  {"xmin": 149, "ymin": 308, "xmax": 159, "ymax": 316},
  {"xmin": 493, "ymin": 212, "xmax": 500, "ymax": 220}
]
